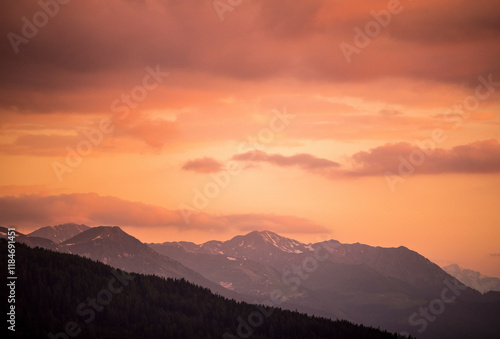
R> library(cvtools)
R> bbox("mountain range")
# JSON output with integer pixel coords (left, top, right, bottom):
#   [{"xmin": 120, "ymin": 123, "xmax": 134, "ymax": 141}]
[
  {"xmin": 443, "ymin": 264, "xmax": 500, "ymax": 294},
  {"xmin": 1, "ymin": 239, "xmax": 402, "ymax": 339},
  {"xmin": 149, "ymin": 229, "xmax": 500, "ymax": 338},
  {"xmin": 4, "ymin": 224, "xmax": 500, "ymax": 338}
]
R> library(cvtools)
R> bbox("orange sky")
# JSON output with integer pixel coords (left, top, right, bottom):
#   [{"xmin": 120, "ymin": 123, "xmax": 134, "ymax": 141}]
[{"xmin": 1, "ymin": 0, "xmax": 500, "ymax": 277}]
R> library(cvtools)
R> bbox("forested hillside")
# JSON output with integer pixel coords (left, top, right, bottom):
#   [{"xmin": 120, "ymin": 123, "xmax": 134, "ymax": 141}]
[{"xmin": 1, "ymin": 240, "xmax": 407, "ymax": 339}]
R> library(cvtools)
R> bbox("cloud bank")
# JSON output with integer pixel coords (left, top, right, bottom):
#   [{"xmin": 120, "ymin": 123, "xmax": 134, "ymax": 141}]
[{"xmin": 0, "ymin": 193, "xmax": 329, "ymax": 234}]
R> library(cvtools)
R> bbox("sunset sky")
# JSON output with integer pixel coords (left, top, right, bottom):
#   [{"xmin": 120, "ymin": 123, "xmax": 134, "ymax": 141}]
[{"xmin": 1, "ymin": 0, "xmax": 500, "ymax": 277}]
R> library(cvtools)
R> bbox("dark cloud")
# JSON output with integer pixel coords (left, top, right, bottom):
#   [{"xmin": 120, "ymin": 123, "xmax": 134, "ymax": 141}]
[
  {"xmin": 232, "ymin": 150, "xmax": 340, "ymax": 170},
  {"xmin": 346, "ymin": 139, "xmax": 500, "ymax": 176},
  {"xmin": 1, "ymin": 0, "xmax": 499, "ymax": 114},
  {"xmin": 387, "ymin": 0, "xmax": 500, "ymax": 44},
  {"xmin": 182, "ymin": 157, "xmax": 224, "ymax": 174},
  {"xmin": 229, "ymin": 140, "xmax": 500, "ymax": 178}
]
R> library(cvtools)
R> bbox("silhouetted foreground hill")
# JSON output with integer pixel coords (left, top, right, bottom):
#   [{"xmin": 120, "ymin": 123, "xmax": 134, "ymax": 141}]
[{"xmin": 1, "ymin": 240, "xmax": 407, "ymax": 339}]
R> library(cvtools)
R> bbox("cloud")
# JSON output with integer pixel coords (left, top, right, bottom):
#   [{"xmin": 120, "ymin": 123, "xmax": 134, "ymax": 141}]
[
  {"xmin": 218, "ymin": 213, "xmax": 329, "ymax": 235},
  {"xmin": 182, "ymin": 157, "xmax": 224, "ymax": 173},
  {"xmin": 0, "ymin": 134, "xmax": 81, "ymax": 156},
  {"xmin": 0, "ymin": 185, "xmax": 52, "ymax": 197},
  {"xmin": 228, "ymin": 140, "xmax": 500, "ymax": 179},
  {"xmin": 0, "ymin": 193, "xmax": 329, "ymax": 234},
  {"xmin": 0, "ymin": 111, "xmax": 177, "ymax": 156},
  {"xmin": 112, "ymin": 111, "xmax": 177, "ymax": 149},
  {"xmin": 491, "ymin": 253, "xmax": 500, "ymax": 257},
  {"xmin": 1, "ymin": 0, "xmax": 499, "ymax": 114},
  {"xmin": 0, "ymin": 193, "xmax": 180, "ymax": 228},
  {"xmin": 1, "ymin": 0, "xmax": 499, "ymax": 156},
  {"xmin": 232, "ymin": 150, "xmax": 340, "ymax": 170},
  {"xmin": 387, "ymin": 0, "xmax": 500, "ymax": 45},
  {"xmin": 346, "ymin": 139, "xmax": 500, "ymax": 176}
]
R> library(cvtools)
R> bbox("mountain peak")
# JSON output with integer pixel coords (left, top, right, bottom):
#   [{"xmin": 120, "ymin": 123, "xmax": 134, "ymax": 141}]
[
  {"xmin": 61, "ymin": 226, "xmax": 135, "ymax": 245},
  {"xmin": 443, "ymin": 264, "xmax": 500, "ymax": 294},
  {"xmin": 237, "ymin": 230, "xmax": 306, "ymax": 254},
  {"xmin": 246, "ymin": 230, "xmax": 281, "ymax": 240},
  {"xmin": 256, "ymin": 230, "xmax": 280, "ymax": 237},
  {"xmin": 28, "ymin": 223, "xmax": 91, "ymax": 244}
]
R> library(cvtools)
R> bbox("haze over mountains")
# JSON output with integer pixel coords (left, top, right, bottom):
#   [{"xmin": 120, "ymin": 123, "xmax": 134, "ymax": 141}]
[
  {"xmin": 4, "ymin": 224, "xmax": 500, "ymax": 338},
  {"xmin": 443, "ymin": 264, "xmax": 500, "ymax": 294}
]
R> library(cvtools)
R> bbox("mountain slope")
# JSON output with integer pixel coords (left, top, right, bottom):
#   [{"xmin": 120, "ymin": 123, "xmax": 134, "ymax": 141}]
[
  {"xmin": 59, "ymin": 226, "xmax": 229, "ymax": 295},
  {"xmin": 149, "ymin": 230, "xmax": 310, "ymax": 297},
  {"xmin": 319, "ymin": 242, "xmax": 454, "ymax": 296},
  {"xmin": 149, "ymin": 245, "xmax": 293, "ymax": 296},
  {"xmin": 1, "ymin": 239, "xmax": 406, "ymax": 339},
  {"xmin": 149, "ymin": 230, "xmax": 500, "ymax": 338},
  {"xmin": 153, "ymin": 230, "xmax": 331, "ymax": 269},
  {"xmin": 0, "ymin": 226, "xmax": 59, "ymax": 251}
]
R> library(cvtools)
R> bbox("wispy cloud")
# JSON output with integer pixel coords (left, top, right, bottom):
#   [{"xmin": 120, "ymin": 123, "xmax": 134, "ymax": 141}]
[
  {"xmin": 182, "ymin": 157, "xmax": 224, "ymax": 174},
  {"xmin": 0, "ymin": 111, "xmax": 177, "ymax": 156},
  {"xmin": 232, "ymin": 150, "xmax": 340, "ymax": 170}
]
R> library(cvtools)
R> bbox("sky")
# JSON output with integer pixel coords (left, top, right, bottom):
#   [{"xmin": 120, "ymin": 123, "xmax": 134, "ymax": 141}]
[{"xmin": 1, "ymin": 0, "xmax": 500, "ymax": 277}]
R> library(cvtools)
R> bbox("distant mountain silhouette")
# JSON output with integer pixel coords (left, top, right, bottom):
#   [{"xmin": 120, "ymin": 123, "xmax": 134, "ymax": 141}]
[
  {"xmin": 1, "ymin": 239, "xmax": 404, "ymax": 339},
  {"xmin": 150, "ymin": 230, "xmax": 500, "ymax": 338},
  {"xmin": 443, "ymin": 264, "xmax": 500, "ymax": 293},
  {"xmin": 58, "ymin": 226, "xmax": 240, "ymax": 298},
  {"xmin": 18, "ymin": 225, "xmax": 500, "ymax": 338},
  {"xmin": 0, "ymin": 226, "xmax": 59, "ymax": 251},
  {"xmin": 27, "ymin": 223, "xmax": 90, "ymax": 243}
]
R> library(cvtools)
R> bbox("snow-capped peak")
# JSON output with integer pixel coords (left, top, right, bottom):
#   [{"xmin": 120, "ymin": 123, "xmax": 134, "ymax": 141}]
[{"xmin": 249, "ymin": 230, "xmax": 307, "ymax": 253}]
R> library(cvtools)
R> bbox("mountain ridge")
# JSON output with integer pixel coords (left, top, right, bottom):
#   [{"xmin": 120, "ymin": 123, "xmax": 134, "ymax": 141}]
[
  {"xmin": 2, "ymin": 239, "xmax": 404, "ymax": 339},
  {"xmin": 27, "ymin": 223, "xmax": 90, "ymax": 243},
  {"xmin": 443, "ymin": 263, "xmax": 500, "ymax": 294},
  {"xmin": 20, "ymin": 224, "xmax": 500, "ymax": 338},
  {"xmin": 148, "ymin": 229, "xmax": 500, "ymax": 338}
]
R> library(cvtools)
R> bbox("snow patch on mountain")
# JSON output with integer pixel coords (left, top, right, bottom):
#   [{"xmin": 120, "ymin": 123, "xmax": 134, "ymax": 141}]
[{"xmin": 255, "ymin": 230, "xmax": 307, "ymax": 253}]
